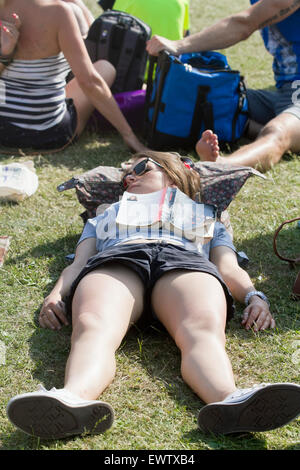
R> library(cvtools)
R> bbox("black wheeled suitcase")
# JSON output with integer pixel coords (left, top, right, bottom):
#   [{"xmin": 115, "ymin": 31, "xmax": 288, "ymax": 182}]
[{"xmin": 85, "ymin": 10, "xmax": 151, "ymax": 93}]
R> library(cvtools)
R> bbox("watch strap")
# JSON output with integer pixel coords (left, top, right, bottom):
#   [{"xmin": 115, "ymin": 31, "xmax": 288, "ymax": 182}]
[{"xmin": 244, "ymin": 290, "xmax": 270, "ymax": 306}]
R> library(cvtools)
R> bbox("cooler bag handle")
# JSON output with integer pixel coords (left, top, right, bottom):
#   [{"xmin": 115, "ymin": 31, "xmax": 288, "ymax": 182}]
[
  {"xmin": 145, "ymin": 52, "xmax": 174, "ymax": 139},
  {"xmin": 146, "ymin": 55, "xmax": 157, "ymax": 106},
  {"xmin": 189, "ymin": 85, "xmax": 214, "ymax": 142}
]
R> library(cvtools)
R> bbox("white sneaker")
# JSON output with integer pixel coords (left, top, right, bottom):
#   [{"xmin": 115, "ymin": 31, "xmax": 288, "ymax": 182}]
[
  {"xmin": 6, "ymin": 385, "xmax": 114, "ymax": 439},
  {"xmin": 198, "ymin": 383, "xmax": 300, "ymax": 435}
]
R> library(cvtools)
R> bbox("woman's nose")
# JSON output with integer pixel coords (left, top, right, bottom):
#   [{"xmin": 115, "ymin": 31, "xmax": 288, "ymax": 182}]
[
  {"xmin": 124, "ymin": 173, "xmax": 137, "ymax": 188},
  {"xmin": 126, "ymin": 173, "xmax": 137, "ymax": 182}
]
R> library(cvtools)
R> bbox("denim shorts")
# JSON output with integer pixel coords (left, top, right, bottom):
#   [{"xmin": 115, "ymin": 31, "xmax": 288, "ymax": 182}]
[
  {"xmin": 66, "ymin": 241, "xmax": 235, "ymax": 323},
  {"xmin": 247, "ymin": 82, "xmax": 300, "ymax": 125},
  {"xmin": 0, "ymin": 98, "xmax": 77, "ymax": 150}
]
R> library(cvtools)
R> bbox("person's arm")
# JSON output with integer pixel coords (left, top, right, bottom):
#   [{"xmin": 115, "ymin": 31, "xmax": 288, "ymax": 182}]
[
  {"xmin": 39, "ymin": 237, "xmax": 97, "ymax": 330},
  {"xmin": 210, "ymin": 245, "xmax": 275, "ymax": 332},
  {"xmin": 57, "ymin": 3, "xmax": 146, "ymax": 152},
  {"xmin": 146, "ymin": 0, "xmax": 300, "ymax": 56}
]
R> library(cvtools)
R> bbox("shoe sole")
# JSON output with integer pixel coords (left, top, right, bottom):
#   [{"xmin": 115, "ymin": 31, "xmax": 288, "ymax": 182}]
[
  {"xmin": 198, "ymin": 384, "xmax": 300, "ymax": 435},
  {"xmin": 7, "ymin": 395, "xmax": 114, "ymax": 439}
]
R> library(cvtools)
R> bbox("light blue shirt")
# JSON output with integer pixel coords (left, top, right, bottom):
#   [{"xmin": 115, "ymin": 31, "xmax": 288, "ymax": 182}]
[{"xmin": 77, "ymin": 200, "xmax": 236, "ymax": 260}]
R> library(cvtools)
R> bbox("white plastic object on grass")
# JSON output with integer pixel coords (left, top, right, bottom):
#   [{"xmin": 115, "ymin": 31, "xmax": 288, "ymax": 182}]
[{"xmin": 0, "ymin": 161, "xmax": 38, "ymax": 202}]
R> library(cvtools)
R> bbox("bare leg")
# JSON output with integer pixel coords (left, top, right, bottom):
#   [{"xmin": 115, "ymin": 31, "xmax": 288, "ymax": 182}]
[
  {"xmin": 66, "ymin": 59, "xmax": 148, "ymax": 152},
  {"xmin": 151, "ymin": 270, "xmax": 236, "ymax": 404},
  {"xmin": 245, "ymin": 119, "xmax": 263, "ymax": 140},
  {"xmin": 66, "ymin": 59, "xmax": 116, "ymax": 136},
  {"xmin": 217, "ymin": 112, "xmax": 300, "ymax": 171},
  {"xmin": 195, "ymin": 113, "xmax": 300, "ymax": 171},
  {"xmin": 64, "ymin": 264, "xmax": 144, "ymax": 400}
]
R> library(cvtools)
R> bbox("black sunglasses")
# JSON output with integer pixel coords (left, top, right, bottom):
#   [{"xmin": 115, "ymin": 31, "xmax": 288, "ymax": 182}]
[{"xmin": 122, "ymin": 158, "xmax": 164, "ymax": 189}]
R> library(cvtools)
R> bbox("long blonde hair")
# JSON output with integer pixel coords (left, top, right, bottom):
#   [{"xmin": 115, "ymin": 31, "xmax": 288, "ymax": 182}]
[{"xmin": 129, "ymin": 151, "xmax": 201, "ymax": 200}]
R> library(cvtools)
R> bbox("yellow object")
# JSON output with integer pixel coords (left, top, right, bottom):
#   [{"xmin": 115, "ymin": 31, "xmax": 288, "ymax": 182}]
[{"xmin": 113, "ymin": 0, "xmax": 190, "ymax": 39}]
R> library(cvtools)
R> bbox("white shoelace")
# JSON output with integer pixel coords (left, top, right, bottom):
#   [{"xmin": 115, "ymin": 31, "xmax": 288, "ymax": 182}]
[
  {"xmin": 223, "ymin": 383, "xmax": 270, "ymax": 403},
  {"xmin": 36, "ymin": 384, "xmax": 85, "ymax": 404}
]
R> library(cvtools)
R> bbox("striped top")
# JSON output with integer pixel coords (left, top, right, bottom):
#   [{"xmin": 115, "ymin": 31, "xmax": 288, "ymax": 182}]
[{"xmin": 0, "ymin": 53, "xmax": 71, "ymax": 130}]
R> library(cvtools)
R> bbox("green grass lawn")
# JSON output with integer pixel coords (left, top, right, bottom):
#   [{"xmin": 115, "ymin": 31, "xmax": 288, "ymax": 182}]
[{"xmin": 0, "ymin": 0, "xmax": 299, "ymax": 451}]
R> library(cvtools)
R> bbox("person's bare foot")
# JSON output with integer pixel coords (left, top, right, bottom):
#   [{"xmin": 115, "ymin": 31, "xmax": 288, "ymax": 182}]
[{"xmin": 195, "ymin": 130, "xmax": 222, "ymax": 162}]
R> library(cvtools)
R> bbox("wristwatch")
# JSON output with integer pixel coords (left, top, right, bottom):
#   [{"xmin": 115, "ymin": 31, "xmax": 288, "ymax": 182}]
[{"xmin": 244, "ymin": 290, "xmax": 270, "ymax": 306}]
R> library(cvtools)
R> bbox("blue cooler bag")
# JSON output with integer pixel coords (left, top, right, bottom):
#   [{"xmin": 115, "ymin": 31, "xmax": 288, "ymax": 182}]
[{"xmin": 144, "ymin": 51, "xmax": 249, "ymax": 150}]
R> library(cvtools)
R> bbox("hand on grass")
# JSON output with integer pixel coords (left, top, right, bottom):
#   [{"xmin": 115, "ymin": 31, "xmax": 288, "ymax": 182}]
[
  {"xmin": 241, "ymin": 297, "xmax": 275, "ymax": 332},
  {"xmin": 39, "ymin": 294, "xmax": 69, "ymax": 330}
]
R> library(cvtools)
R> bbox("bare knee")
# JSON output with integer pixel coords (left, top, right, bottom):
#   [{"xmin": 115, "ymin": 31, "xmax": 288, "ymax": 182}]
[
  {"xmin": 72, "ymin": 311, "xmax": 101, "ymax": 336},
  {"xmin": 93, "ymin": 59, "xmax": 116, "ymax": 86},
  {"xmin": 71, "ymin": 310, "xmax": 118, "ymax": 347},
  {"xmin": 175, "ymin": 310, "xmax": 226, "ymax": 351},
  {"xmin": 258, "ymin": 119, "xmax": 291, "ymax": 153}
]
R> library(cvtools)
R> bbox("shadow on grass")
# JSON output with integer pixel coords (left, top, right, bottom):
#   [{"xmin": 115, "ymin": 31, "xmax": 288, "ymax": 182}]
[
  {"xmin": 115, "ymin": 326, "xmax": 269, "ymax": 450},
  {"xmin": 0, "ymin": 124, "xmax": 243, "ymax": 175},
  {"xmin": 233, "ymin": 225, "xmax": 300, "ymax": 331},
  {"xmin": 0, "ymin": 129, "xmax": 136, "ymax": 173}
]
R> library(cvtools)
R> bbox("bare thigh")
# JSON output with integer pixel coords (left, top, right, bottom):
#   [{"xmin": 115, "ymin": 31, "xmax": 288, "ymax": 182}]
[
  {"xmin": 72, "ymin": 263, "xmax": 145, "ymax": 342},
  {"xmin": 261, "ymin": 111, "xmax": 300, "ymax": 153},
  {"xmin": 151, "ymin": 270, "xmax": 227, "ymax": 345},
  {"xmin": 279, "ymin": 111, "xmax": 300, "ymax": 152},
  {"xmin": 66, "ymin": 60, "xmax": 116, "ymax": 135}
]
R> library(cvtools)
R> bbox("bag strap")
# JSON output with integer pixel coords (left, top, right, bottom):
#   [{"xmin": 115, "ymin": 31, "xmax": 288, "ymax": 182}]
[
  {"xmin": 98, "ymin": 0, "xmax": 116, "ymax": 10},
  {"xmin": 146, "ymin": 51, "xmax": 173, "ymax": 140},
  {"xmin": 189, "ymin": 85, "xmax": 214, "ymax": 142},
  {"xmin": 97, "ymin": 19, "xmax": 121, "ymax": 64},
  {"xmin": 231, "ymin": 76, "xmax": 248, "ymax": 141},
  {"xmin": 273, "ymin": 217, "xmax": 300, "ymax": 267},
  {"xmin": 146, "ymin": 55, "xmax": 157, "ymax": 105},
  {"xmin": 115, "ymin": 15, "xmax": 151, "ymax": 91},
  {"xmin": 112, "ymin": 26, "xmax": 138, "ymax": 91}
]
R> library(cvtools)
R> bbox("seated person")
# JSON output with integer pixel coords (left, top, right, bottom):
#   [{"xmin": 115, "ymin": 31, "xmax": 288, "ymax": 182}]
[
  {"xmin": 0, "ymin": 0, "xmax": 146, "ymax": 152},
  {"xmin": 146, "ymin": 0, "xmax": 300, "ymax": 172},
  {"xmin": 7, "ymin": 150, "xmax": 300, "ymax": 439},
  {"xmin": 100, "ymin": 0, "xmax": 190, "ymax": 39}
]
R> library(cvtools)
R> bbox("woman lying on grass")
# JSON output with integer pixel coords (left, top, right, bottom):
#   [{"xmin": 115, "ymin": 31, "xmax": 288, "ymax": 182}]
[
  {"xmin": 0, "ymin": 0, "xmax": 145, "ymax": 152},
  {"xmin": 7, "ymin": 150, "xmax": 300, "ymax": 439}
]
